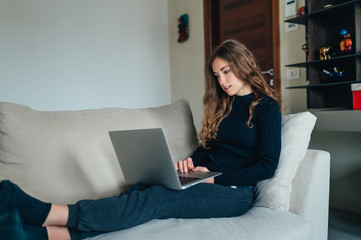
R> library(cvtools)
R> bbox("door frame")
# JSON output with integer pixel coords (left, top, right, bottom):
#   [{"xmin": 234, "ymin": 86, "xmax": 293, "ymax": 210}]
[{"xmin": 203, "ymin": 0, "xmax": 281, "ymax": 94}]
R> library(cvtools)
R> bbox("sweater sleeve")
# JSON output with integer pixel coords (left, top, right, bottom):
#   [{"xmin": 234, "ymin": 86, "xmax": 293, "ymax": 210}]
[
  {"xmin": 214, "ymin": 100, "xmax": 281, "ymax": 186},
  {"xmin": 190, "ymin": 145, "xmax": 209, "ymax": 167}
]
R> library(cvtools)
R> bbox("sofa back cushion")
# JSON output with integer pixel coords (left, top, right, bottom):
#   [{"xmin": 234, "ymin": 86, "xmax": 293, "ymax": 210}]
[
  {"xmin": 0, "ymin": 100, "xmax": 198, "ymax": 204},
  {"xmin": 254, "ymin": 111, "xmax": 317, "ymax": 211}
]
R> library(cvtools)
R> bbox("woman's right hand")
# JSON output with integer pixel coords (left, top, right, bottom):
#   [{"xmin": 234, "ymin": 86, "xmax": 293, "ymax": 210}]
[{"xmin": 174, "ymin": 157, "xmax": 194, "ymax": 173}]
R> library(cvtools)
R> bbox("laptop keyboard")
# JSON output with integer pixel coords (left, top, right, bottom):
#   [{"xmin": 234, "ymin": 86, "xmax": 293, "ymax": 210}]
[{"xmin": 179, "ymin": 176, "xmax": 201, "ymax": 185}]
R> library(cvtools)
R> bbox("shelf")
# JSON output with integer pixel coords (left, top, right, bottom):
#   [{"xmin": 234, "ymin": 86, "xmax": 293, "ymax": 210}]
[
  {"xmin": 285, "ymin": 0, "xmax": 361, "ymax": 109},
  {"xmin": 285, "ymin": 53, "xmax": 361, "ymax": 68},
  {"xmin": 285, "ymin": 80, "xmax": 361, "ymax": 89},
  {"xmin": 309, "ymin": 0, "xmax": 361, "ymax": 18},
  {"xmin": 286, "ymin": 85, "xmax": 309, "ymax": 89},
  {"xmin": 308, "ymin": 80, "xmax": 361, "ymax": 87},
  {"xmin": 310, "ymin": 53, "xmax": 361, "ymax": 64},
  {"xmin": 285, "ymin": 62, "xmax": 307, "ymax": 68},
  {"xmin": 283, "ymin": 1, "xmax": 361, "ymax": 25},
  {"xmin": 284, "ymin": 14, "xmax": 308, "ymax": 25}
]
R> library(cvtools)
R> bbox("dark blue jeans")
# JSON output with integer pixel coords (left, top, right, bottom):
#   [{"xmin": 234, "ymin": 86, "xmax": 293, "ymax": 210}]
[{"xmin": 67, "ymin": 183, "xmax": 254, "ymax": 238}]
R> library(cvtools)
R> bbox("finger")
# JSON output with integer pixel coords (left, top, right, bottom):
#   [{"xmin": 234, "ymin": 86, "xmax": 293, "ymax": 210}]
[
  {"xmin": 183, "ymin": 160, "xmax": 189, "ymax": 172},
  {"xmin": 187, "ymin": 157, "xmax": 194, "ymax": 169},
  {"xmin": 174, "ymin": 162, "xmax": 179, "ymax": 171},
  {"xmin": 179, "ymin": 160, "xmax": 183, "ymax": 172}
]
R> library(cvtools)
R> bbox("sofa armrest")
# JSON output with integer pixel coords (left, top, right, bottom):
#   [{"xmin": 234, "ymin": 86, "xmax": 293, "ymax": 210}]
[{"xmin": 289, "ymin": 149, "xmax": 330, "ymax": 240}]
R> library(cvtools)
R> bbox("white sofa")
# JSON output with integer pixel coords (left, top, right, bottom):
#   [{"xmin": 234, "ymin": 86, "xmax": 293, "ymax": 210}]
[{"xmin": 0, "ymin": 100, "xmax": 330, "ymax": 240}]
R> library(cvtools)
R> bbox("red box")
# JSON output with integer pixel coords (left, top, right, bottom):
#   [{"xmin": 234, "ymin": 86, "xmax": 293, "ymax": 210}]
[{"xmin": 351, "ymin": 83, "xmax": 361, "ymax": 110}]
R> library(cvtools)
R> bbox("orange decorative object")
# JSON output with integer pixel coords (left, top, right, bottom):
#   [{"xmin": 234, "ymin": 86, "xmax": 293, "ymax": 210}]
[
  {"xmin": 297, "ymin": 6, "xmax": 306, "ymax": 17},
  {"xmin": 301, "ymin": 42, "xmax": 309, "ymax": 62},
  {"xmin": 340, "ymin": 29, "xmax": 352, "ymax": 52},
  {"xmin": 340, "ymin": 38, "xmax": 352, "ymax": 51}
]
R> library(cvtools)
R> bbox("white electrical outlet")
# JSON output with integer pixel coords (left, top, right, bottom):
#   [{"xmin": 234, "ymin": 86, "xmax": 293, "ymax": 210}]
[{"xmin": 287, "ymin": 68, "xmax": 300, "ymax": 80}]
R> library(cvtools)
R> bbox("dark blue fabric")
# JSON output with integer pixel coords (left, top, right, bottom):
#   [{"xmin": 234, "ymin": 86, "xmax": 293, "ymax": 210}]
[
  {"xmin": 0, "ymin": 210, "xmax": 48, "ymax": 240},
  {"xmin": 0, "ymin": 210, "xmax": 28, "ymax": 240},
  {"xmin": 67, "ymin": 183, "xmax": 254, "ymax": 238},
  {"xmin": 192, "ymin": 93, "xmax": 281, "ymax": 186},
  {"xmin": 0, "ymin": 180, "xmax": 51, "ymax": 226}
]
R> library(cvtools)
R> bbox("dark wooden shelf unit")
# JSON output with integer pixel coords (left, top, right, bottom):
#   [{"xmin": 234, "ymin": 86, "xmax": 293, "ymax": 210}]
[{"xmin": 285, "ymin": 0, "xmax": 361, "ymax": 109}]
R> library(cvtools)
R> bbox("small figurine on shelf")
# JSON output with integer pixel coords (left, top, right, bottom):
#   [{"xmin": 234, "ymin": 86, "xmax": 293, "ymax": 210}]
[
  {"xmin": 340, "ymin": 29, "xmax": 352, "ymax": 52},
  {"xmin": 319, "ymin": 46, "xmax": 332, "ymax": 60},
  {"xmin": 322, "ymin": 67, "xmax": 344, "ymax": 81},
  {"xmin": 297, "ymin": 6, "xmax": 307, "ymax": 17},
  {"xmin": 301, "ymin": 42, "xmax": 309, "ymax": 62}
]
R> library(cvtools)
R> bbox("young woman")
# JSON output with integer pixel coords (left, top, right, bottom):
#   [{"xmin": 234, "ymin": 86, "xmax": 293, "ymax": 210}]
[{"xmin": 0, "ymin": 39, "xmax": 281, "ymax": 240}]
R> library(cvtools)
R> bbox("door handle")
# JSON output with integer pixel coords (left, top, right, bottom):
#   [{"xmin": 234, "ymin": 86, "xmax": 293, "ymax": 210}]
[{"xmin": 261, "ymin": 68, "xmax": 274, "ymax": 76}]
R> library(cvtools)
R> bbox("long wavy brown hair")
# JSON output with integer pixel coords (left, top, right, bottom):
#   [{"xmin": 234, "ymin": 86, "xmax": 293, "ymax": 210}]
[{"xmin": 199, "ymin": 39, "xmax": 281, "ymax": 148}]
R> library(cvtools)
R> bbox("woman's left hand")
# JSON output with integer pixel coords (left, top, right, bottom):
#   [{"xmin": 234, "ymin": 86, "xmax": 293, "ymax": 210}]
[{"xmin": 192, "ymin": 166, "xmax": 214, "ymax": 184}]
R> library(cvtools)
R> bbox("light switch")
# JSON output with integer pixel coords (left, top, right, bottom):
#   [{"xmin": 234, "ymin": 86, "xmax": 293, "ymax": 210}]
[{"xmin": 287, "ymin": 69, "xmax": 300, "ymax": 80}]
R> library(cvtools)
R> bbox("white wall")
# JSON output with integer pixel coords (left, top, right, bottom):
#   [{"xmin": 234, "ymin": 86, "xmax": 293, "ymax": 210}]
[
  {"xmin": 280, "ymin": 0, "xmax": 308, "ymax": 114},
  {"xmin": 0, "ymin": 0, "xmax": 171, "ymax": 110},
  {"xmin": 168, "ymin": 0, "xmax": 205, "ymax": 132}
]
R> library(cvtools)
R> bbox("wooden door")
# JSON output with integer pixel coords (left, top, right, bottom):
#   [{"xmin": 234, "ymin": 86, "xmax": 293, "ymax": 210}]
[{"xmin": 204, "ymin": 0, "xmax": 280, "ymax": 93}]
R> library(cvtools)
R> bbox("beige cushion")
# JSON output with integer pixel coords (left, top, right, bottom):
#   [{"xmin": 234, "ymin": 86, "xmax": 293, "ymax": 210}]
[
  {"xmin": 254, "ymin": 111, "xmax": 317, "ymax": 211},
  {"xmin": 0, "ymin": 100, "xmax": 198, "ymax": 204}
]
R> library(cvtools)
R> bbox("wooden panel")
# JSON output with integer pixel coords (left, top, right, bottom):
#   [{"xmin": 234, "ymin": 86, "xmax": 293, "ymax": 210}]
[
  {"xmin": 309, "ymin": 0, "xmax": 330, "ymax": 13},
  {"xmin": 220, "ymin": 0, "xmax": 272, "ymax": 57},
  {"xmin": 356, "ymin": 4, "xmax": 361, "ymax": 52},
  {"xmin": 355, "ymin": 4, "xmax": 361, "ymax": 81},
  {"xmin": 203, "ymin": 0, "xmax": 280, "ymax": 91},
  {"xmin": 203, "ymin": 0, "xmax": 221, "ymax": 60},
  {"xmin": 219, "ymin": 0, "xmax": 274, "ymax": 85}
]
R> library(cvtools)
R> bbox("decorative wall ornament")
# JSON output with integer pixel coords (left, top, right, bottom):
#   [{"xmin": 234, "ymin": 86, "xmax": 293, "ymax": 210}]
[{"xmin": 178, "ymin": 14, "xmax": 189, "ymax": 43}]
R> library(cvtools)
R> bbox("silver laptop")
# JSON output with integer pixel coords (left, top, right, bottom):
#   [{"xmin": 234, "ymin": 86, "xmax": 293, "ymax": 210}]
[{"xmin": 109, "ymin": 128, "xmax": 221, "ymax": 190}]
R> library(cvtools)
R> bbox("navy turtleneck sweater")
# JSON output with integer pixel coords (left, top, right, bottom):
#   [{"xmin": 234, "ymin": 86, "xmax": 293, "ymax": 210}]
[{"xmin": 191, "ymin": 93, "xmax": 281, "ymax": 186}]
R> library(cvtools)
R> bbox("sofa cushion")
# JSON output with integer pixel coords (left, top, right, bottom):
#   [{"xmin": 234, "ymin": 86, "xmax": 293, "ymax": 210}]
[
  {"xmin": 254, "ymin": 112, "xmax": 317, "ymax": 211},
  {"xmin": 87, "ymin": 207, "xmax": 311, "ymax": 240},
  {"xmin": 0, "ymin": 100, "xmax": 198, "ymax": 204}
]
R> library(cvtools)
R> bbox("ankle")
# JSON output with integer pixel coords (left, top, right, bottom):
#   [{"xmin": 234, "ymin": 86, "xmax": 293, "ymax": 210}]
[
  {"xmin": 43, "ymin": 204, "xmax": 69, "ymax": 227},
  {"xmin": 46, "ymin": 226, "xmax": 71, "ymax": 240}
]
